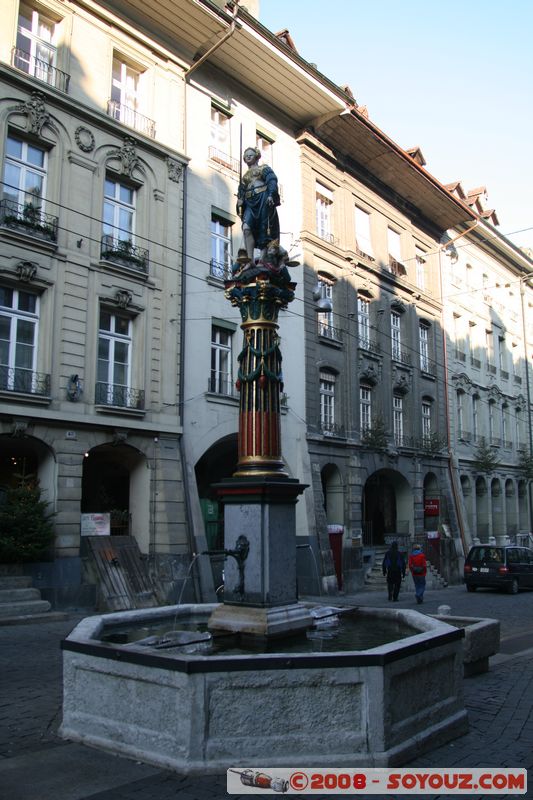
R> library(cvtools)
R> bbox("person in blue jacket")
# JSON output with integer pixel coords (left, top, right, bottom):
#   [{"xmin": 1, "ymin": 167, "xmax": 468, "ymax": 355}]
[{"xmin": 382, "ymin": 541, "xmax": 406, "ymax": 601}]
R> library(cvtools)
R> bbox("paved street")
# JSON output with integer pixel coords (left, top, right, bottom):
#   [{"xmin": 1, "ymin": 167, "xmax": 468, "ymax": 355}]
[{"xmin": 1, "ymin": 584, "xmax": 533, "ymax": 799}]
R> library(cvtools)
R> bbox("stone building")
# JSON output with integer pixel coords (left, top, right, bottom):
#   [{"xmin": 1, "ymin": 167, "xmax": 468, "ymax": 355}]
[{"xmin": 441, "ymin": 184, "xmax": 533, "ymax": 546}]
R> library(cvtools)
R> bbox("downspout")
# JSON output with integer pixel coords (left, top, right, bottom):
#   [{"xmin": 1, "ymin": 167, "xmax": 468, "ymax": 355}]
[
  {"xmin": 184, "ymin": 1, "xmax": 240, "ymax": 80},
  {"xmin": 438, "ymin": 246, "xmax": 469, "ymax": 557}
]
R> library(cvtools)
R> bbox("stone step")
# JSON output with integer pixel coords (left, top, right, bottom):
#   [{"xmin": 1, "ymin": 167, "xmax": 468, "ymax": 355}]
[
  {"xmin": 0, "ymin": 599, "xmax": 51, "ymax": 617},
  {"xmin": 0, "ymin": 575, "xmax": 32, "ymax": 589},
  {"xmin": 0, "ymin": 587, "xmax": 41, "ymax": 603}
]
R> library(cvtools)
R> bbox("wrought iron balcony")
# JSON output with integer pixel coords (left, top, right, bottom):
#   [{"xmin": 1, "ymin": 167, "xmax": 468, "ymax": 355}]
[
  {"xmin": 470, "ymin": 355, "xmax": 481, "ymax": 369},
  {"xmin": 486, "ymin": 362, "xmax": 497, "ymax": 374},
  {"xmin": 0, "ymin": 198, "xmax": 58, "ymax": 242},
  {"xmin": 454, "ymin": 348, "xmax": 466, "ymax": 363},
  {"xmin": 355, "ymin": 248, "xmax": 375, "ymax": 263},
  {"xmin": 318, "ymin": 321, "xmax": 343, "ymax": 342},
  {"xmin": 0, "ymin": 366, "xmax": 50, "ymax": 397},
  {"xmin": 100, "ymin": 235, "xmax": 149, "ymax": 273},
  {"xmin": 386, "ymin": 257, "xmax": 407, "ymax": 277},
  {"xmin": 107, "ymin": 100, "xmax": 155, "ymax": 138},
  {"xmin": 207, "ymin": 374, "xmax": 238, "ymax": 398},
  {"xmin": 420, "ymin": 357, "xmax": 436, "ymax": 376},
  {"xmin": 208, "ymin": 146, "xmax": 239, "ymax": 173},
  {"xmin": 319, "ymin": 420, "xmax": 345, "ymax": 438},
  {"xmin": 358, "ymin": 337, "xmax": 381, "ymax": 355},
  {"xmin": 210, "ymin": 258, "xmax": 233, "ymax": 281},
  {"xmin": 11, "ymin": 47, "xmax": 70, "ymax": 93},
  {"xmin": 95, "ymin": 382, "xmax": 145, "ymax": 410},
  {"xmin": 514, "ymin": 373, "xmax": 522, "ymax": 385},
  {"xmin": 392, "ymin": 347, "xmax": 411, "ymax": 366}
]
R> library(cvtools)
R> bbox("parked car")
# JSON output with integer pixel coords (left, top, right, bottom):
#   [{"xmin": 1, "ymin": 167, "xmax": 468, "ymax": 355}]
[{"xmin": 464, "ymin": 545, "xmax": 533, "ymax": 594}]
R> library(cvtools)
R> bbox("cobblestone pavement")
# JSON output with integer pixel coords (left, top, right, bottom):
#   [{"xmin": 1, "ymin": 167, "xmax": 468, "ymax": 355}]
[{"xmin": 1, "ymin": 585, "xmax": 532, "ymax": 799}]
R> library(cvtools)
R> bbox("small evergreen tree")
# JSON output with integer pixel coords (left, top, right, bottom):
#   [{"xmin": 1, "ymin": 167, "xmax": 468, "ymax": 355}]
[
  {"xmin": 518, "ymin": 449, "xmax": 533, "ymax": 481},
  {"xmin": 473, "ymin": 437, "xmax": 500, "ymax": 474},
  {"xmin": 0, "ymin": 474, "xmax": 55, "ymax": 563}
]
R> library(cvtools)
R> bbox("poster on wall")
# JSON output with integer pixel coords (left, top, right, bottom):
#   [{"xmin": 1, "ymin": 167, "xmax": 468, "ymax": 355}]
[{"xmin": 81, "ymin": 513, "xmax": 110, "ymax": 536}]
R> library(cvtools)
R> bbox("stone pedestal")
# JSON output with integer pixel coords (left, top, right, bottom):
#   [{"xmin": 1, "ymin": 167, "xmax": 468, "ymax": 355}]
[{"xmin": 209, "ymin": 477, "xmax": 312, "ymax": 637}]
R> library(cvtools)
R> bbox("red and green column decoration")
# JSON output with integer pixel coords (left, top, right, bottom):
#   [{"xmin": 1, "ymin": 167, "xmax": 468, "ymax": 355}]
[{"xmin": 225, "ymin": 258, "xmax": 296, "ymax": 478}]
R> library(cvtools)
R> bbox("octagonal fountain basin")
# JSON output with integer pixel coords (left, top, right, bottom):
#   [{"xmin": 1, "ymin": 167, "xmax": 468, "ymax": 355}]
[{"xmin": 60, "ymin": 603, "xmax": 467, "ymax": 772}]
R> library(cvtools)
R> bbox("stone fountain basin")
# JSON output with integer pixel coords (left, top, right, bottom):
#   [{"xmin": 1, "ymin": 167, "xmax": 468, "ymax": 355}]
[
  {"xmin": 430, "ymin": 614, "xmax": 500, "ymax": 676},
  {"xmin": 60, "ymin": 604, "xmax": 467, "ymax": 772}
]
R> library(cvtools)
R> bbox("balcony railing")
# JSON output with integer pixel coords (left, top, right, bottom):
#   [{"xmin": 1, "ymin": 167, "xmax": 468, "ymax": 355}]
[
  {"xmin": 500, "ymin": 369, "xmax": 509, "ymax": 380},
  {"xmin": 454, "ymin": 348, "xmax": 466, "ymax": 363},
  {"xmin": 318, "ymin": 321, "xmax": 343, "ymax": 342},
  {"xmin": 208, "ymin": 146, "xmax": 239, "ymax": 174},
  {"xmin": 0, "ymin": 198, "xmax": 58, "ymax": 242},
  {"xmin": 392, "ymin": 347, "xmax": 411, "ymax": 366},
  {"xmin": 486, "ymin": 362, "xmax": 497, "ymax": 374},
  {"xmin": 107, "ymin": 100, "xmax": 155, "ymax": 138},
  {"xmin": 210, "ymin": 258, "xmax": 232, "ymax": 281},
  {"xmin": 420, "ymin": 357, "xmax": 436, "ymax": 376},
  {"xmin": 95, "ymin": 382, "xmax": 145, "ymax": 410},
  {"xmin": 358, "ymin": 337, "xmax": 381, "ymax": 355},
  {"xmin": 317, "ymin": 231, "xmax": 339, "ymax": 247},
  {"xmin": 207, "ymin": 374, "xmax": 237, "ymax": 398},
  {"xmin": 489, "ymin": 436, "xmax": 501, "ymax": 447},
  {"xmin": 514, "ymin": 374, "xmax": 522, "ymax": 385},
  {"xmin": 470, "ymin": 355, "xmax": 481, "ymax": 369},
  {"xmin": 11, "ymin": 47, "xmax": 70, "ymax": 93},
  {"xmin": 458, "ymin": 430, "xmax": 472, "ymax": 442},
  {"xmin": 503, "ymin": 439, "xmax": 513, "ymax": 449},
  {"xmin": 100, "ymin": 235, "xmax": 149, "ymax": 274},
  {"xmin": 355, "ymin": 248, "xmax": 375, "ymax": 263},
  {"xmin": 319, "ymin": 420, "xmax": 345, "ymax": 437},
  {"xmin": 0, "ymin": 366, "xmax": 50, "ymax": 397}
]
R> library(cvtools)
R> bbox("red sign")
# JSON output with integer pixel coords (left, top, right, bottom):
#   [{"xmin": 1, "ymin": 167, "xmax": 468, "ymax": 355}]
[{"xmin": 424, "ymin": 498, "xmax": 440, "ymax": 516}]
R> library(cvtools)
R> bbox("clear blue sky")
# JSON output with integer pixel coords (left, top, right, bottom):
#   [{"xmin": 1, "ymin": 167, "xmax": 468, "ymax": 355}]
[{"xmin": 259, "ymin": 0, "xmax": 533, "ymax": 252}]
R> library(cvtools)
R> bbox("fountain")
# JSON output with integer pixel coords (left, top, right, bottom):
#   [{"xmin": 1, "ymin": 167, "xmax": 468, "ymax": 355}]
[{"xmin": 60, "ymin": 149, "xmax": 468, "ymax": 771}]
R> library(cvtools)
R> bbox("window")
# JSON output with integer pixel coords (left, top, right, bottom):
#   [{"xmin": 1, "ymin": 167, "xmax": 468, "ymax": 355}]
[
  {"xmin": 498, "ymin": 335, "xmax": 507, "ymax": 375},
  {"xmin": 97, "ymin": 310, "xmax": 133, "ymax": 406},
  {"xmin": 422, "ymin": 400, "xmax": 432, "ymax": 441},
  {"xmin": 211, "ymin": 106, "xmax": 231, "ymax": 151},
  {"xmin": 316, "ymin": 277, "xmax": 335, "ymax": 338},
  {"xmin": 256, "ymin": 132, "xmax": 273, "ymax": 166},
  {"xmin": 502, "ymin": 404, "xmax": 509, "ymax": 446},
  {"xmin": 360, "ymin": 386, "xmax": 372, "ymax": 432},
  {"xmin": 391, "ymin": 311, "xmax": 401, "ymax": 361},
  {"xmin": 0, "ymin": 287, "xmax": 39, "ymax": 393},
  {"xmin": 357, "ymin": 297, "xmax": 370, "ymax": 348},
  {"xmin": 488, "ymin": 400, "xmax": 496, "ymax": 442},
  {"xmin": 320, "ymin": 371, "xmax": 336, "ymax": 433},
  {"xmin": 111, "ymin": 57, "xmax": 139, "ymax": 119},
  {"xmin": 393, "ymin": 396, "xmax": 403, "ymax": 445},
  {"xmin": 354, "ymin": 206, "xmax": 373, "ymax": 258},
  {"xmin": 456, "ymin": 390, "xmax": 464, "ymax": 438},
  {"xmin": 415, "ymin": 247, "xmax": 426, "ymax": 291},
  {"xmin": 419, "ymin": 323, "xmax": 429, "ymax": 372},
  {"xmin": 387, "ymin": 228, "xmax": 405, "ymax": 274},
  {"xmin": 486, "ymin": 329, "xmax": 495, "ymax": 372},
  {"xmin": 103, "ymin": 176, "xmax": 135, "ymax": 246},
  {"xmin": 210, "ymin": 325, "xmax": 233, "ymax": 395},
  {"xmin": 516, "ymin": 407, "xmax": 523, "ymax": 448},
  {"xmin": 3, "ymin": 134, "xmax": 46, "ymax": 211},
  {"xmin": 316, "ymin": 183, "xmax": 333, "ymax": 241},
  {"xmin": 15, "ymin": 3, "xmax": 57, "ymax": 84},
  {"xmin": 210, "ymin": 214, "xmax": 233, "ymax": 280},
  {"xmin": 472, "ymin": 394, "xmax": 479, "ymax": 440}
]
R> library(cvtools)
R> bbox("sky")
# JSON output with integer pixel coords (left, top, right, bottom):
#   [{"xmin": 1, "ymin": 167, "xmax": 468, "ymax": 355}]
[{"xmin": 259, "ymin": 0, "xmax": 533, "ymax": 252}]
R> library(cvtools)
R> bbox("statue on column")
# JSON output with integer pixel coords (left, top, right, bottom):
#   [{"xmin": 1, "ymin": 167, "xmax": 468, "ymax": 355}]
[{"xmin": 236, "ymin": 147, "xmax": 280, "ymax": 263}]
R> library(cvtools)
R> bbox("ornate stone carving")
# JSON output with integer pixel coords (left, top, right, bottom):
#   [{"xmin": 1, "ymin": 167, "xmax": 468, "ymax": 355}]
[
  {"xmin": 359, "ymin": 362, "xmax": 380, "ymax": 386},
  {"xmin": 11, "ymin": 418, "xmax": 29, "ymax": 437},
  {"xmin": 452, "ymin": 372, "xmax": 473, "ymax": 392},
  {"xmin": 112, "ymin": 429, "xmax": 129, "ymax": 446},
  {"xmin": 108, "ymin": 136, "xmax": 140, "ymax": 177},
  {"xmin": 114, "ymin": 289, "xmax": 132, "ymax": 309},
  {"xmin": 393, "ymin": 373, "xmax": 410, "ymax": 395},
  {"xmin": 167, "ymin": 158, "xmax": 183, "ymax": 183},
  {"xmin": 16, "ymin": 91, "xmax": 50, "ymax": 136},
  {"xmin": 75, "ymin": 126, "xmax": 95, "ymax": 152},
  {"xmin": 16, "ymin": 261, "xmax": 38, "ymax": 282},
  {"xmin": 390, "ymin": 297, "xmax": 407, "ymax": 314}
]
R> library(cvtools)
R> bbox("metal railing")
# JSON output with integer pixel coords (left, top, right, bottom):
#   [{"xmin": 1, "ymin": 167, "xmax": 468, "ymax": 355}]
[
  {"xmin": 319, "ymin": 420, "xmax": 345, "ymax": 437},
  {"xmin": 514, "ymin": 374, "xmax": 522, "ymax": 385},
  {"xmin": 208, "ymin": 146, "xmax": 239, "ymax": 173},
  {"xmin": 392, "ymin": 347, "xmax": 411, "ymax": 366},
  {"xmin": 207, "ymin": 375, "xmax": 237, "ymax": 398},
  {"xmin": 454, "ymin": 348, "xmax": 466, "ymax": 362},
  {"xmin": 358, "ymin": 337, "xmax": 381, "ymax": 355},
  {"xmin": 107, "ymin": 100, "xmax": 155, "ymax": 138},
  {"xmin": 386, "ymin": 257, "xmax": 407, "ymax": 276},
  {"xmin": 487, "ymin": 362, "xmax": 497, "ymax": 374},
  {"xmin": 318, "ymin": 321, "xmax": 343, "ymax": 341},
  {"xmin": 0, "ymin": 366, "xmax": 50, "ymax": 396},
  {"xmin": 470, "ymin": 355, "xmax": 481, "ymax": 369},
  {"xmin": 209, "ymin": 258, "xmax": 232, "ymax": 281},
  {"xmin": 11, "ymin": 47, "xmax": 70, "ymax": 93},
  {"xmin": 100, "ymin": 235, "xmax": 149, "ymax": 273},
  {"xmin": 95, "ymin": 382, "xmax": 145, "ymax": 409},
  {"xmin": 317, "ymin": 231, "xmax": 339, "ymax": 246},
  {"xmin": 0, "ymin": 198, "xmax": 58, "ymax": 242}
]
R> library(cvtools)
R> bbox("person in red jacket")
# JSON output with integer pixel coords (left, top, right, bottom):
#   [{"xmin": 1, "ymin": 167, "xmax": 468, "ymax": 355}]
[{"xmin": 408, "ymin": 544, "xmax": 427, "ymax": 604}]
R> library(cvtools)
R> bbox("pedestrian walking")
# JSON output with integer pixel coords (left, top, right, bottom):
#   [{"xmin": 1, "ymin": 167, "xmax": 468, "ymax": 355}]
[
  {"xmin": 382, "ymin": 541, "xmax": 406, "ymax": 601},
  {"xmin": 408, "ymin": 544, "xmax": 427, "ymax": 604}
]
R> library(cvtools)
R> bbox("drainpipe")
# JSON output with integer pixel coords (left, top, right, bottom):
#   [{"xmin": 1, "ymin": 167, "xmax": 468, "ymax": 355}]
[
  {"xmin": 519, "ymin": 273, "xmax": 533, "ymax": 533},
  {"xmin": 184, "ymin": 1, "xmax": 240, "ymax": 80},
  {"xmin": 438, "ymin": 246, "xmax": 469, "ymax": 557}
]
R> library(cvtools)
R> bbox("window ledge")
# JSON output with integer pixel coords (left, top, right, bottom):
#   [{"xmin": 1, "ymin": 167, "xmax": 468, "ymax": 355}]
[
  {"xmin": 205, "ymin": 391, "xmax": 239, "ymax": 407},
  {"xmin": 95, "ymin": 404, "xmax": 146, "ymax": 418},
  {"xmin": 0, "ymin": 390, "xmax": 51, "ymax": 406},
  {"xmin": 99, "ymin": 257, "xmax": 149, "ymax": 281}
]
